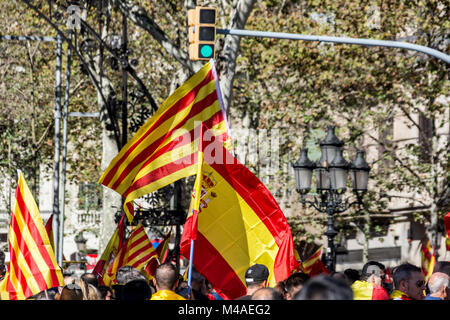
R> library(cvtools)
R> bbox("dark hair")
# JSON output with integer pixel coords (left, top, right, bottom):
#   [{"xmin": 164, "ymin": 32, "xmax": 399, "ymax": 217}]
[
  {"xmin": 116, "ymin": 266, "xmax": 146, "ymax": 285},
  {"xmin": 81, "ymin": 272, "xmax": 98, "ymax": 287},
  {"xmin": 121, "ymin": 279, "xmax": 152, "ymax": 300},
  {"xmin": 155, "ymin": 263, "xmax": 179, "ymax": 290},
  {"xmin": 285, "ymin": 272, "xmax": 310, "ymax": 296},
  {"xmin": 98, "ymin": 285, "xmax": 114, "ymax": 300},
  {"xmin": 344, "ymin": 269, "xmax": 360, "ymax": 284},
  {"xmin": 361, "ymin": 261, "xmax": 386, "ymax": 280},
  {"xmin": 294, "ymin": 275, "xmax": 353, "ymax": 300},
  {"xmin": 60, "ymin": 284, "xmax": 83, "ymax": 300},
  {"xmin": 392, "ymin": 263, "xmax": 422, "ymax": 289},
  {"xmin": 434, "ymin": 261, "xmax": 450, "ymax": 277}
]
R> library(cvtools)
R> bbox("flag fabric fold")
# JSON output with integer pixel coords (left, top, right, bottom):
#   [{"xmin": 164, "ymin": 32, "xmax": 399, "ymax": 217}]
[
  {"xmin": 180, "ymin": 139, "xmax": 298, "ymax": 300},
  {"xmin": 145, "ymin": 228, "xmax": 172, "ymax": 278},
  {"xmin": 421, "ymin": 240, "xmax": 435, "ymax": 280},
  {"xmin": 98, "ymin": 60, "xmax": 230, "ymax": 222},
  {"xmin": 0, "ymin": 172, "xmax": 64, "ymax": 300}
]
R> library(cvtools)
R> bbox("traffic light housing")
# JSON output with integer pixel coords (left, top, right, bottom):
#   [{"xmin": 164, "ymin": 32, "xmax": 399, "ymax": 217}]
[{"xmin": 188, "ymin": 7, "xmax": 217, "ymax": 61}]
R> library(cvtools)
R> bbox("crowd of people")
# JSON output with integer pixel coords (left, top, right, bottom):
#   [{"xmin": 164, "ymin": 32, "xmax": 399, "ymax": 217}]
[{"xmin": 6, "ymin": 259, "xmax": 448, "ymax": 301}]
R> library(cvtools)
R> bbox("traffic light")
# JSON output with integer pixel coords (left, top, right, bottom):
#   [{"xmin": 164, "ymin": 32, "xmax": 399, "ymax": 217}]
[{"xmin": 188, "ymin": 7, "xmax": 217, "ymax": 61}]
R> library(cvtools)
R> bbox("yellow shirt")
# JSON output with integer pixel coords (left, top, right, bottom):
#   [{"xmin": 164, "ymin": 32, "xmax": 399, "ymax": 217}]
[{"xmin": 150, "ymin": 290, "xmax": 186, "ymax": 300}]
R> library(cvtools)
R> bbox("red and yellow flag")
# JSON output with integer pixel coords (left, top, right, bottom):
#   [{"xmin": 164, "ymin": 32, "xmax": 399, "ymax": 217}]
[
  {"xmin": 92, "ymin": 213, "xmax": 126, "ymax": 286},
  {"xmin": 444, "ymin": 212, "xmax": 450, "ymax": 251},
  {"xmin": 44, "ymin": 214, "xmax": 55, "ymax": 252},
  {"xmin": 98, "ymin": 61, "xmax": 230, "ymax": 222},
  {"xmin": 299, "ymin": 246, "xmax": 330, "ymax": 276},
  {"xmin": 421, "ymin": 240, "xmax": 435, "ymax": 280},
  {"xmin": 0, "ymin": 172, "xmax": 64, "ymax": 300},
  {"xmin": 180, "ymin": 140, "xmax": 298, "ymax": 300},
  {"xmin": 107, "ymin": 223, "xmax": 157, "ymax": 284},
  {"xmin": 145, "ymin": 228, "xmax": 172, "ymax": 278}
]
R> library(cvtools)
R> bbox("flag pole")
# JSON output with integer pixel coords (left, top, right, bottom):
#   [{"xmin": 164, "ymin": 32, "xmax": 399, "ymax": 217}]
[{"xmin": 187, "ymin": 239, "xmax": 195, "ymax": 298}]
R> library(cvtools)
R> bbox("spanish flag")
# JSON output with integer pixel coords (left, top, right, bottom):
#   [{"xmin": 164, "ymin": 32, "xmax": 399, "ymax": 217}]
[
  {"xmin": 107, "ymin": 223, "xmax": 157, "ymax": 284},
  {"xmin": 99, "ymin": 60, "xmax": 230, "ymax": 222},
  {"xmin": 351, "ymin": 280, "xmax": 389, "ymax": 300},
  {"xmin": 180, "ymin": 139, "xmax": 298, "ymax": 300},
  {"xmin": 0, "ymin": 172, "xmax": 64, "ymax": 300},
  {"xmin": 445, "ymin": 212, "xmax": 450, "ymax": 251},
  {"xmin": 299, "ymin": 246, "xmax": 330, "ymax": 276}
]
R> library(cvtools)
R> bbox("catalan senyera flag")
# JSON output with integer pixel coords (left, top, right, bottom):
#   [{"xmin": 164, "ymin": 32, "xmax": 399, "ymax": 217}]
[
  {"xmin": 445, "ymin": 212, "xmax": 450, "ymax": 251},
  {"xmin": 180, "ymin": 139, "xmax": 299, "ymax": 300},
  {"xmin": 145, "ymin": 228, "xmax": 172, "ymax": 278},
  {"xmin": 0, "ymin": 172, "xmax": 64, "ymax": 300},
  {"xmin": 98, "ymin": 60, "xmax": 230, "ymax": 222},
  {"xmin": 107, "ymin": 223, "xmax": 157, "ymax": 284},
  {"xmin": 421, "ymin": 241, "xmax": 436, "ymax": 280},
  {"xmin": 299, "ymin": 246, "xmax": 330, "ymax": 276},
  {"xmin": 92, "ymin": 213, "xmax": 126, "ymax": 286}
]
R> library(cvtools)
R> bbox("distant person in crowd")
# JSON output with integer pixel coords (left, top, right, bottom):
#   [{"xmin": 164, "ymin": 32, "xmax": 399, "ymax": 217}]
[
  {"xmin": 351, "ymin": 261, "xmax": 389, "ymax": 300},
  {"xmin": 330, "ymin": 272, "xmax": 350, "ymax": 284},
  {"xmin": 344, "ymin": 269, "xmax": 360, "ymax": 285},
  {"xmin": 294, "ymin": 275, "xmax": 353, "ymax": 300},
  {"xmin": 189, "ymin": 268, "xmax": 209, "ymax": 300},
  {"xmin": 77, "ymin": 278, "xmax": 101, "ymax": 300},
  {"xmin": 63, "ymin": 272, "xmax": 75, "ymax": 286},
  {"xmin": 361, "ymin": 261, "xmax": 393, "ymax": 294},
  {"xmin": 235, "ymin": 264, "xmax": 270, "ymax": 300},
  {"xmin": 56, "ymin": 283, "xmax": 83, "ymax": 300},
  {"xmin": 273, "ymin": 281, "xmax": 287, "ymax": 300},
  {"xmin": 97, "ymin": 285, "xmax": 115, "ymax": 300},
  {"xmin": 284, "ymin": 272, "xmax": 310, "ymax": 300},
  {"xmin": 121, "ymin": 279, "xmax": 152, "ymax": 300},
  {"xmin": 151, "ymin": 263, "xmax": 186, "ymax": 300},
  {"xmin": 251, "ymin": 287, "xmax": 282, "ymax": 300},
  {"xmin": 425, "ymin": 272, "xmax": 449, "ymax": 300},
  {"xmin": 113, "ymin": 266, "xmax": 147, "ymax": 300},
  {"xmin": 390, "ymin": 263, "xmax": 425, "ymax": 300},
  {"xmin": 31, "ymin": 289, "xmax": 57, "ymax": 300},
  {"xmin": 81, "ymin": 272, "xmax": 98, "ymax": 287}
]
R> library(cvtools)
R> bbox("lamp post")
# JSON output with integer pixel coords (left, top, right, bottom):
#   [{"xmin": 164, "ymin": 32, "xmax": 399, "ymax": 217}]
[{"xmin": 292, "ymin": 126, "xmax": 370, "ymax": 272}]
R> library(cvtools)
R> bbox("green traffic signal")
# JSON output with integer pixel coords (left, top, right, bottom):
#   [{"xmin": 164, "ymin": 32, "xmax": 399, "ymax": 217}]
[{"xmin": 199, "ymin": 44, "xmax": 214, "ymax": 58}]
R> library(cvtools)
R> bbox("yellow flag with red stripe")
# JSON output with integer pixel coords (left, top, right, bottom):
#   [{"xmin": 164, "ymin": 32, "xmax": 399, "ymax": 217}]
[
  {"xmin": 180, "ymin": 139, "xmax": 298, "ymax": 300},
  {"xmin": 98, "ymin": 60, "xmax": 230, "ymax": 222},
  {"xmin": 421, "ymin": 241, "xmax": 435, "ymax": 281},
  {"xmin": 0, "ymin": 172, "xmax": 64, "ymax": 300}
]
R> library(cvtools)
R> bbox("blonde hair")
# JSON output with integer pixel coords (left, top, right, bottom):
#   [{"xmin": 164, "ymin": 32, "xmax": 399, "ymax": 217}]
[{"xmin": 76, "ymin": 279, "xmax": 101, "ymax": 300}]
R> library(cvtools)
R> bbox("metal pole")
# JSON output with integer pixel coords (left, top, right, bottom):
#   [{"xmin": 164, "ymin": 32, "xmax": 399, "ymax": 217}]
[
  {"xmin": 121, "ymin": 12, "xmax": 128, "ymax": 149},
  {"xmin": 217, "ymin": 29, "xmax": 450, "ymax": 64},
  {"xmin": 53, "ymin": 33, "xmax": 63, "ymax": 266},
  {"xmin": 324, "ymin": 192, "xmax": 338, "ymax": 272},
  {"xmin": 59, "ymin": 32, "xmax": 72, "ymax": 266}
]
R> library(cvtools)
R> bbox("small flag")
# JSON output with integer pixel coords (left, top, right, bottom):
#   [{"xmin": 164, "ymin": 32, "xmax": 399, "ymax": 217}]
[
  {"xmin": 145, "ymin": 228, "xmax": 172, "ymax": 278},
  {"xmin": 420, "ymin": 240, "xmax": 435, "ymax": 280},
  {"xmin": 299, "ymin": 246, "xmax": 330, "ymax": 276},
  {"xmin": 107, "ymin": 223, "xmax": 157, "ymax": 284},
  {"xmin": 444, "ymin": 212, "xmax": 450, "ymax": 251}
]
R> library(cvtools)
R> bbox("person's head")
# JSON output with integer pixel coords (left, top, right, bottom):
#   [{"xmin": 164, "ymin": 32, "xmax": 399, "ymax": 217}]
[
  {"xmin": 77, "ymin": 279, "xmax": 101, "ymax": 300},
  {"xmin": 81, "ymin": 272, "xmax": 98, "ymax": 288},
  {"xmin": 190, "ymin": 268, "xmax": 206, "ymax": 291},
  {"xmin": 63, "ymin": 272, "xmax": 75, "ymax": 286},
  {"xmin": 33, "ymin": 289, "xmax": 56, "ymax": 300},
  {"xmin": 273, "ymin": 281, "xmax": 287, "ymax": 299},
  {"xmin": 153, "ymin": 262, "xmax": 179, "ymax": 291},
  {"xmin": 251, "ymin": 287, "xmax": 282, "ymax": 300},
  {"xmin": 98, "ymin": 285, "xmax": 115, "ymax": 300},
  {"xmin": 344, "ymin": 269, "xmax": 360, "ymax": 284},
  {"xmin": 57, "ymin": 283, "xmax": 83, "ymax": 300},
  {"xmin": 244, "ymin": 264, "xmax": 269, "ymax": 290},
  {"xmin": 0, "ymin": 251, "xmax": 5, "ymax": 265},
  {"xmin": 392, "ymin": 263, "xmax": 425, "ymax": 300},
  {"xmin": 121, "ymin": 279, "xmax": 152, "ymax": 300},
  {"xmin": 116, "ymin": 266, "xmax": 147, "ymax": 285},
  {"xmin": 361, "ymin": 261, "xmax": 386, "ymax": 282},
  {"xmin": 294, "ymin": 275, "xmax": 354, "ymax": 300},
  {"xmin": 428, "ymin": 272, "xmax": 450, "ymax": 300},
  {"xmin": 284, "ymin": 272, "xmax": 310, "ymax": 300}
]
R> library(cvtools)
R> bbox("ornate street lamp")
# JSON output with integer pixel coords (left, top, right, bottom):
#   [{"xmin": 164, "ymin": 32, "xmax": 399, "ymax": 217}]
[{"xmin": 292, "ymin": 126, "xmax": 370, "ymax": 272}]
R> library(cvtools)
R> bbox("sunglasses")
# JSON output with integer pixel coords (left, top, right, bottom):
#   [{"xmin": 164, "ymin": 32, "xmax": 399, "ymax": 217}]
[
  {"xmin": 66, "ymin": 283, "xmax": 82, "ymax": 290},
  {"xmin": 413, "ymin": 280, "xmax": 425, "ymax": 288}
]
